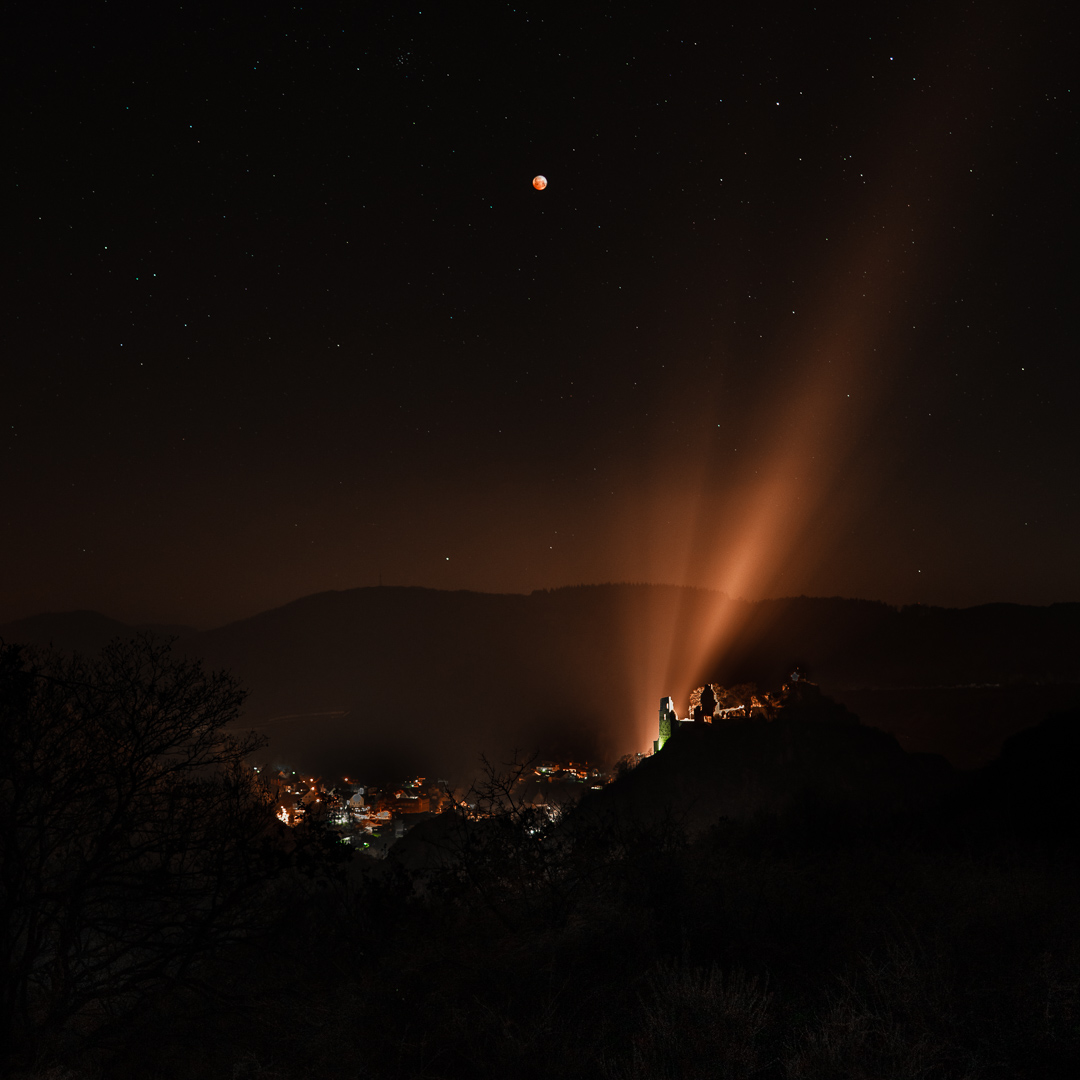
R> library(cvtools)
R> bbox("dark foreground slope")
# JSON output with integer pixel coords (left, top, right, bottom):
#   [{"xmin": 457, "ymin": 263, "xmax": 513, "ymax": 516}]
[
  {"xmin": 7, "ymin": 669, "xmax": 1078, "ymax": 1079},
  {"xmin": 84, "ymin": 709, "xmax": 1080, "ymax": 1080},
  {"xmin": 5, "ymin": 586, "xmax": 1080, "ymax": 777}
]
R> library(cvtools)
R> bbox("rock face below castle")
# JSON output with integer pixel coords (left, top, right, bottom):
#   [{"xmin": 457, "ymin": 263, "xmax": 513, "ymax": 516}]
[{"xmin": 627, "ymin": 705, "xmax": 956, "ymax": 834}]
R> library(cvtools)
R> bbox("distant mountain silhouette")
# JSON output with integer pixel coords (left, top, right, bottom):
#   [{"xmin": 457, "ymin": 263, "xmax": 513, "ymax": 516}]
[{"xmin": 4, "ymin": 586, "xmax": 1079, "ymax": 780}]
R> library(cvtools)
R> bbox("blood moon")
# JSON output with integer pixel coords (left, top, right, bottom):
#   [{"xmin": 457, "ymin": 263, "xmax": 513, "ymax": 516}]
[{"xmin": 532, "ymin": 175, "xmax": 547, "ymax": 190}]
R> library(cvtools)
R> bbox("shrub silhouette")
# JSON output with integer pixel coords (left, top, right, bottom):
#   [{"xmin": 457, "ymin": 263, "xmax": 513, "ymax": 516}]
[{"xmin": 611, "ymin": 962, "xmax": 771, "ymax": 1080}]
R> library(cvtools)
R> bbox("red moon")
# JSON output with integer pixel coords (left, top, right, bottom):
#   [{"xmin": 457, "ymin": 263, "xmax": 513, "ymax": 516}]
[{"xmin": 532, "ymin": 175, "xmax": 547, "ymax": 190}]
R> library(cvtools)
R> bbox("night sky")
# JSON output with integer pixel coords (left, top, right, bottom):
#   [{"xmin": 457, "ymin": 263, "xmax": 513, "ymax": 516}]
[{"xmin": 5, "ymin": 0, "xmax": 1076, "ymax": 629}]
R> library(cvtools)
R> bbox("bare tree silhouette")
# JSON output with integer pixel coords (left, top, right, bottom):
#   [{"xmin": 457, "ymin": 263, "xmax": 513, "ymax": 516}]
[{"xmin": 0, "ymin": 635, "xmax": 279, "ymax": 1063}]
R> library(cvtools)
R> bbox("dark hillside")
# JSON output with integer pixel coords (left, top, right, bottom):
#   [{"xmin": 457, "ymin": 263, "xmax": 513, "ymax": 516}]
[
  {"xmin": 576, "ymin": 714, "xmax": 957, "ymax": 837},
  {"xmin": 6, "ymin": 587, "xmax": 1080, "ymax": 778},
  {"xmin": 0, "ymin": 610, "xmax": 196, "ymax": 655},
  {"xmin": 180, "ymin": 586, "xmax": 1080, "ymax": 776},
  {"xmin": 945, "ymin": 709, "xmax": 1080, "ymax": 842}
]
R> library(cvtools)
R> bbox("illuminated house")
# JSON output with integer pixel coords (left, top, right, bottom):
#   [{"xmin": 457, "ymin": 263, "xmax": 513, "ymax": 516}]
[{"xmin": 653, "ymin": 696, "xmax": 679, "ymax": 753}]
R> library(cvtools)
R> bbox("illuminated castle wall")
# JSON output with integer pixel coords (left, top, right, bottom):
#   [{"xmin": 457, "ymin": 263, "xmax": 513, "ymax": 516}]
[{"xmin": 653, "ymin": 696, "xmax": 678, "ymax": 753}]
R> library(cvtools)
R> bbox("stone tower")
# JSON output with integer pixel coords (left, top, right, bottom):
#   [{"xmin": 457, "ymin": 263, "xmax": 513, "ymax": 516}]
[{"xmin": 654, "ymin": 696, "xmax": 677, "ymax": 753}]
